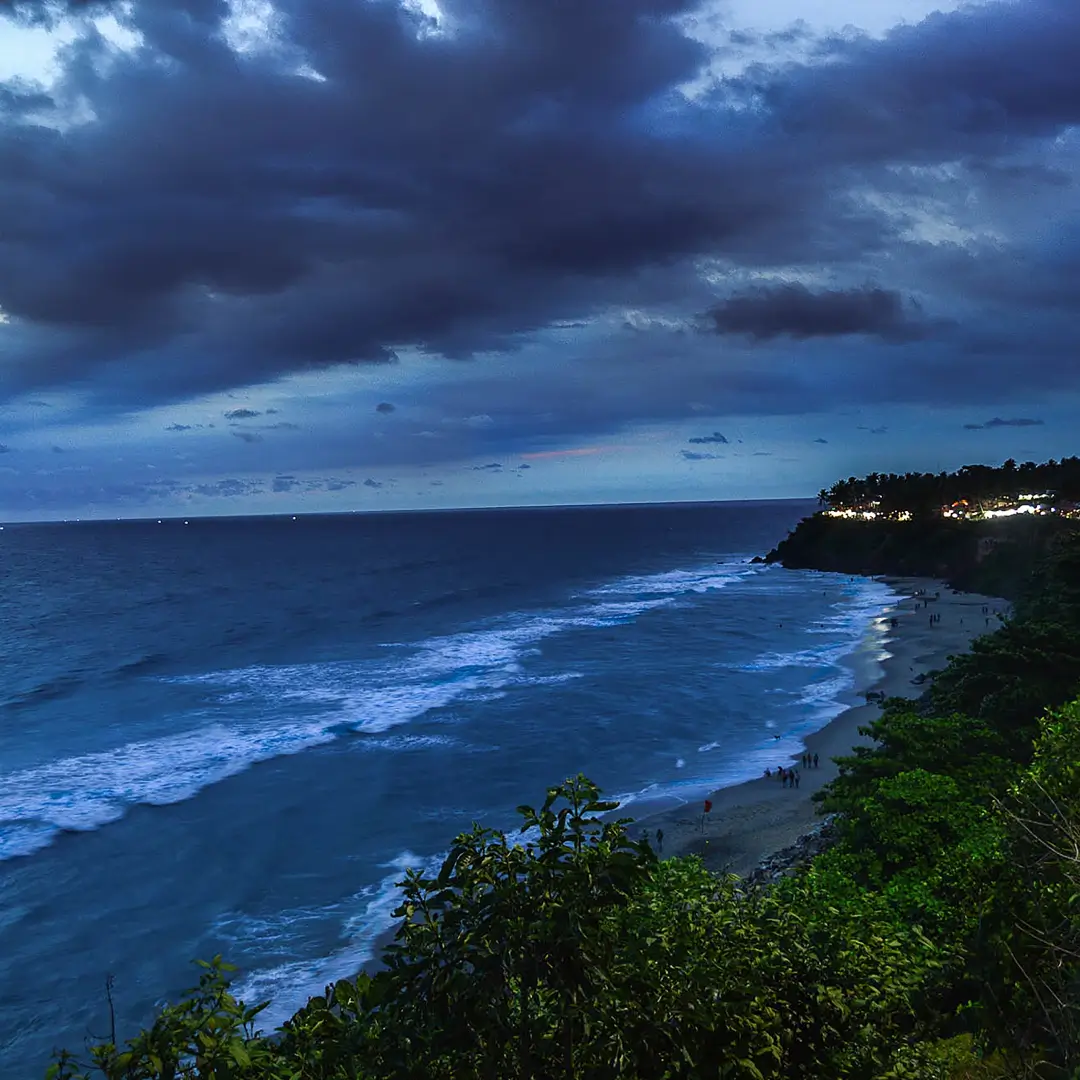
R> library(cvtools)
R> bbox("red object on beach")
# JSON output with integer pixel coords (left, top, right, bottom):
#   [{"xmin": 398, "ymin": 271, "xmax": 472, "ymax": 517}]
[{"xmin": 703, "ymin": 799, "xmax": 713, "ymax": 814}]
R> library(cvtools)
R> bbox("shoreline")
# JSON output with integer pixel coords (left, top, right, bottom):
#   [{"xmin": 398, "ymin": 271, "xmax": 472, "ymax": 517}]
[
  {"xmin": 634, "ymin": 576, "xmax": 1010, "ymax": 876},
  {"xmin": 346, "ymin": 575, "xmax": 1008, "ymax": 997}
]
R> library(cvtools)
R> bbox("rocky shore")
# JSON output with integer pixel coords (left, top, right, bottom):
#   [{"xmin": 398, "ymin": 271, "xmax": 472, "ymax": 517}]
[{"xmin": 742, "ymin": 814, "xmax": 841, "ymax": 889}]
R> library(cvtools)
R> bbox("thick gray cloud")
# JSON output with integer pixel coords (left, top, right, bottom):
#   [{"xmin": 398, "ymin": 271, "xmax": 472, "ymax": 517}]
[
  {"xmin": 1, "ymin": 0, "xmax": 1079, "ymax": 515},
  {"xmin": 6, "ymin": 0, "xmax": 1055, "ymax": 408},
  {"xmin": 681, "ymin": 450, "xmax": 722, "ymax": 461},
  {"xmin": 705, "ymin": 285, "xmax": 932, "ymax": 342},
  {"xmin": 688, "ymin": 431, "xmax": 729, "ymax": 445},
  {"xmin": 0, "ymin": 0, "xmax": 742, "ymax": 402},
  {"xmin": 963, "ymin": 416, "xmax": 1045, "ymax": 430}
]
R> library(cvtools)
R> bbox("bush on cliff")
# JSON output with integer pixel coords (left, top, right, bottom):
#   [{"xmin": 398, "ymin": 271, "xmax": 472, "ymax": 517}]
[{"xmin": 48, "ymin": 776, "xmax": 947, "ymax": 1080}]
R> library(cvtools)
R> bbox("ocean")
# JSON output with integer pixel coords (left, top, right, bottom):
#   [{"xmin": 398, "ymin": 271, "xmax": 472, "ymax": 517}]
[{"xmin": 0, "ymin": 500, "xmax": 896, "ymax": 1077}]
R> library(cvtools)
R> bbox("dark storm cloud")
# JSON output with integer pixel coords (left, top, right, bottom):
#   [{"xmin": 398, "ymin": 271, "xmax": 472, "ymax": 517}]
[
  {"xmin": 680, "ymin": 450, "xmax": 722, "ymax": 461},
  {"xmin": 224, "ymin": 409, "xmax": 261, "ymax": 420},
  {"xmin": 471, "ymin": 462, "xmax": 502, "ymax": 471},
  {"xmin": 688, "ymin": 431, "xmax": 728, "ymax": 445},
  {"xmin": 738, "ymin": 0, "xmax": 1080, "ymax": 161},
  {"xmin": 0, "ymin": 0, "xmax": 1077, "ymax": 447},
  {"xmin": 704, "ymin": 285, "xmax": 932, "ymax": 343},
  {"xmin": 375, "ymin": 403, "xmax": 396, "ymax": 414},
  {"xmin": 232, "ymin": 430, "xmax": 263, "ymax": 443},
  {"xmin": 0, "ymin": 0, "xmax": 750, "ymax": 402},
  {"xmin": 363, "ymin": 478, "xmax": 382, "ymax": 488},
  {"xmin": 814, "ymin": 438, "xmax": 828, "ymax": 444},
  {"xmin": 963, "ymin": 416, "xmax": 1045, "ymax": 430},
  {"xmin": 165, "ymin": 423, "xmax": 193, "ymax": 431}
]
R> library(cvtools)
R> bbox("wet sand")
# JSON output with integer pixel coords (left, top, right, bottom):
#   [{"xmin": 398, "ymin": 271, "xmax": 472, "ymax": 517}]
[{"xmin": 635, "ymin": 577, "xmax": 1010, "ymax": 876}]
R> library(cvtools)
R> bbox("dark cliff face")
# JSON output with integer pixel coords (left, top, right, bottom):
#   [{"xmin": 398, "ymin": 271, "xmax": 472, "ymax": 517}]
[{"xmin": 766, "ymin": 513, "xmax": 1076, "ymax": 600}]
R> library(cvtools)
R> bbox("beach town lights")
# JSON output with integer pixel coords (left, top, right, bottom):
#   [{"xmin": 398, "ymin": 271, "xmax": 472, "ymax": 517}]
[
  {"xmin": 824, "ymin": 508, "xmax": 880, "ymax": 520},
  {"xmin": 823, "ymin": 507, "xmax": 912, "ymax": 521},
  {"xmin": 828, "ymin": 496, "xmax": 1072, "ymax": 522}
]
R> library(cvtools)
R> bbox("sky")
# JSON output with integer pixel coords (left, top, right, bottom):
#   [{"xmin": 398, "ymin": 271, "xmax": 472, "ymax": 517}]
[{"xmin": 0, "ymin": 0, "xmax": 1077, "ymax": 520}]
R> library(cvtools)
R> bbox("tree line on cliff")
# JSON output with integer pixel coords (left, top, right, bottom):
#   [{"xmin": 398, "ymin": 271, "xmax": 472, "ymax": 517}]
[
  {"xmin": 770, "ymin": 458, "xmax": 1080, "ymax": 597},
  {"xmin": 45, "ymin": 533, "xmax": 1080, "ymax": 1079},
  {"xmin": 819, "ymin": 457, "xmax": 1080, "ymax": 517}
]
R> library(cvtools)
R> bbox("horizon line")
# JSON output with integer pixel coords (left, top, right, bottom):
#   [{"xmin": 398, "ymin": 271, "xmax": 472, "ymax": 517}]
[{"xmin": 0, "ymin": 495, "xmax": 816, "ymax": 528}]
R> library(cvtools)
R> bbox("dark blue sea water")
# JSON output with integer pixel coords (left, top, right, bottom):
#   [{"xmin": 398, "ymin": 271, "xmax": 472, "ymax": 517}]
[{"xmin": 0, "ymin": 501, "xmax": 895, "ymax": 1077}]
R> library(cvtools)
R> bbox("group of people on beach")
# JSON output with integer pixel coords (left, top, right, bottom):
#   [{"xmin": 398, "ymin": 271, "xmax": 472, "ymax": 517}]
[
  {"xmin": 763, "ymin": 752, "xmax": 818, "ymax": 789},
  {"xmin": 921, "ymin": 597, "xmax": 1002, "ymax": 630}
]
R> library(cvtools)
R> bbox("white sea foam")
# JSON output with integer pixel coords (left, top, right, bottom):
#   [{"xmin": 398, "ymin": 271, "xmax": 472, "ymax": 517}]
[
  {"xmin": 610, "ymin": 576, "xmax": 897, "ymax": 811},
  {"xmin": 225, "ymin": 849, "xmax": 446, "ymax": 1036},
  {"xmin": 795, "ymin": 672, "xmax": 856, "ymax": 726},
  {"xmin": 222, "ymin": 570, "xmax": 899, "ymax": 1035},
  {"xmin": 232, "ymin": 568, "xmax": 884, "ymax": 1034},
  {"xmin": 0, "ymin": 558, "xmax": 754, "ymax": 862},
  {"xmin": 735, "ymin": 578, "xmax": 895, "ymax": 675},
  {"xmin": 584, "ymin": 559, "xmax": 762, "ymax": 597}
]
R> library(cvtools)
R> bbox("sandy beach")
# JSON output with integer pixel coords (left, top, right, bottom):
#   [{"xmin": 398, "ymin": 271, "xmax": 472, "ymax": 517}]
[{"xmin": 635, "ymin": 577, "xmax": 1010, "ymax": 876}]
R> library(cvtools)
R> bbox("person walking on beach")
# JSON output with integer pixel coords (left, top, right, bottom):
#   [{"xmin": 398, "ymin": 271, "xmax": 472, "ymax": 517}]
[
  {"xmin": 813, "ymin": 752, "xmax": 819, "ymax": 768},
  {"xmin": 794, "ymin": 771, "xmax": 801, "ymax": 789},
  {"xmin": 656, "ymin": 829, "xmax": 663, "ymax": 854}
]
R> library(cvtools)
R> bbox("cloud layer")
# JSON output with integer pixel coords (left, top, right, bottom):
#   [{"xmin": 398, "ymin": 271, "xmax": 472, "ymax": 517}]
[{"xmin": 0, "ymin": 0, "xmax": 1078, "ymax": 514}]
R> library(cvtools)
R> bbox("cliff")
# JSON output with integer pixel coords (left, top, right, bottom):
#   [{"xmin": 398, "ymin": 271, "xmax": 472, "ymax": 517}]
[{"xmin": 764, "ymin": 511, "xmax": 1076, "ymax": 600}]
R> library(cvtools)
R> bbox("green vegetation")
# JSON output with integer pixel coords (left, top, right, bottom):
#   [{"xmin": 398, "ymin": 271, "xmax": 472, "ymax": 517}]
[
  {"xmin": 818, "ymin": 458, "xmax": 1080, "ymax": 519},
  {"xmin": 45, "ymin": 529, "xmax": 1080, "ymax": 1078},
  {"xmin": 768, "ymin": 458, "xmax": 1080, "ymax": 597}
]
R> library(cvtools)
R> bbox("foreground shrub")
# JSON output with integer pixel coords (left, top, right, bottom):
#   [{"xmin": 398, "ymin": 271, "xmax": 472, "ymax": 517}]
[{"xmin": 50, "ymin": 776, "xmax": 953, "ymax": 1080}]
